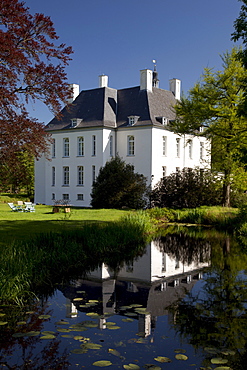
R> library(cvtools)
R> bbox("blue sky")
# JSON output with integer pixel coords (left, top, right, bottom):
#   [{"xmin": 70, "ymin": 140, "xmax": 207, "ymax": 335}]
[{"xmin": 24, "ymin": 0, "xmax": 242, "ymax": 123}]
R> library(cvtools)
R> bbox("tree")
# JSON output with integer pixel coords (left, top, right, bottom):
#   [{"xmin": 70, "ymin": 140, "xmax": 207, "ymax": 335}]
[
  {"xmin": 171, "ymin": 48, "xmax": 247, "ymax": 207},
  {"xmin": 0, "ymin": 0, "xmax": 73, "ymax": 187},
  {"xmin": 90, "ymin": 156, "xmax": 148, "ymax": 209},
  {"xmin": 151, "ymin": 168, "xmax": 222, "ymax": 209},
  {"xmin": 232, "ymin": 0, "xmax": 247, "ymax": 116}
]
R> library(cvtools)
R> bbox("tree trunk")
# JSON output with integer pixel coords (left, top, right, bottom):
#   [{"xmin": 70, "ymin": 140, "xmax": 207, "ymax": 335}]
[{"xmin": 222, "ymin": 171, "xmax": 231, "ymax": 207}]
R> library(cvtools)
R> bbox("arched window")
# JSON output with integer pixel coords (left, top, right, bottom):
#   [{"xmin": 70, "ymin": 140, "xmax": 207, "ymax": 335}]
[
  {"xmin": 63, "ymin": 138, "xmax": 69, "ymax": 157},
  {"xmin": 78, "ymin": 137, "xmax": 84, "ymax": 156},
  {"xmin": 127, "ymin": 135, "xmax": 135, "ymax": 156}
]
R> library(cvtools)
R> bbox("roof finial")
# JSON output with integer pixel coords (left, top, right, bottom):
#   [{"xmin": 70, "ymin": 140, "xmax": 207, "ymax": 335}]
[{"xmin": 152, "ymin": 59, "xmax": 159, "ymax": 88}]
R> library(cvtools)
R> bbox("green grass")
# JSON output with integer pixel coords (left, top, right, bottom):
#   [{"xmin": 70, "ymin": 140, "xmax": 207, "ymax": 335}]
[{"xmin": 0, "ymin": 203, "xmax": 128, "ymax": 245}]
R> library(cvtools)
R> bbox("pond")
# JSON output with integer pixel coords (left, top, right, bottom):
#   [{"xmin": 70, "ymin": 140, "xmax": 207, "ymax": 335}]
[{"xmin": 1, "ymin": 229, "xmax": 247, "ymax": 369}]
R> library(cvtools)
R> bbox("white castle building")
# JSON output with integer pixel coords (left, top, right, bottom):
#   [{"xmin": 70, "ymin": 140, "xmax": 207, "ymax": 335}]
[{"xmin": 35, "ymin": 67, "xmax": 211, "ymax": 207}]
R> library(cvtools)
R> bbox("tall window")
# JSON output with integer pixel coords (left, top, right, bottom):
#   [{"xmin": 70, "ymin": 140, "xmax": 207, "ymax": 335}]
[
  {"xmin": 78, "ymin": 137, "xmax": 84, "ymax": 156},
  {"xmin": 162, "ymin": 136, "xmax": 167, "ymax": 156},
  {"xmin": 127, "ymin": 135, "xmax": 135, "ymax": 156},
  {"xmin": 200, "ymin": 142, "xmax": 204, "ymax": 159},
  {"xmin": 110, "ymin": 135, "xmax": 113, "ymax": 156},
  {"xmin": 52, "ymin": 167, "xmax": 55, "ymax": 186},
  {"xmin": 52, "ymin": 138, "xmax": 56, "ymax": 158},
  {"xmin": 92, "ymin": 165, "xmax": 96, "ymax": 183},
  {"xmin": 92, "ymin": 135, "xmax": 96, "ymax": 156},
  {"xmin": 63, "ymin": 138, "xmax": 69, "ymax": 157},
  {"xmin": 63, "ymin": 166, "xmax": 69, "ymax": 185},
  {"xmin": 188, "ymin": 140, "xmax": 192, "ymax": 159},
  {"xmin": 62, "ymin": 194, "xmax": 69, "ymax": 200},
  {"xmin": 176, "ymin": 138, "xmax": 180, "ymax": 157},
  {"xmin": 77, "ymin": 166, "xmax": 84, "ymax": 186}
]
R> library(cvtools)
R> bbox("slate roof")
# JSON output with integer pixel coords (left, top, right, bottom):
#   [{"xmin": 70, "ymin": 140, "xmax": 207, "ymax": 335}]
[{"xmin": 45, "ymin": 84, "xmax": 177, "ymax": 132}]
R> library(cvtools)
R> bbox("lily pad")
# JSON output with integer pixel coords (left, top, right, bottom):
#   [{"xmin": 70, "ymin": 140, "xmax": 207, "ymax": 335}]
[
  {"xmin": 0, "ymin": 321, "xmax": 8, "ymax": 325},
  {"xmin": 154, "ymin": 356, "xmax": 172, "ymax": 363},
  {"xmin": 105, "ymin": 322, "xmax": 117, "ymax": 326},
  {"xmin": 204, "ymin": 347, "xmax": 218, "ymax": 354},
  {"xmin": 42, "ymin": 331, "xmax": 55, "ymax": 335},
  {"xmin": 0, "ymin": 313, "xmax": 6, "ymax": 317},
  {"xmin": 12, "ymin": 332, "xmax": 26, "ymax": 338},
  {"xmin": 17, "ymin": 321, "xmax": 27, "ymax": 325},
  {"xmin": 175, "ymin": 354, "xmax": 188, "ymax": 361},
  {"xmin": 92, "ymin": 360, "xmax": 112, "ymax": 367},
  {"xmin": 129, "ymin": 304, "xmax": 143, "ymax": 308},
  {"xmin": 123, "ymin": 364, "xmax": 140, "ymax": 369},
  {"xmin": 83, "ymin": 342, "xmax": 102, "ymax": 350},
  {"xmin": 73, "ymin": 297, "xmax": 83, "ymax": 301},
  {"xmin": 86, "ymin": 312, "xmax": 100, "ymax": 317},
  {"xmin": 124, "ymin": 312, "xmax": 138, "ymax": 317},
  {"xmin": 71, "ymin": 348, "xmax": 87, "ymax": 354},
  {"xmin": 40, "ymin": 334, "xmax": 56, "ymax": 339},
  {"xmin": 174, "ymin": 349, "xmax": 186, "ymax": 353},
  {"xmin": 221, "ymin": 350, "xmax": 235, "ymax": 356},
  {"xmin": 38, "ymin": 315, "xmax": 51, "ymax": 319},
  {"xmin": 214, "ymin": 367, "xmax": 231, "ymax": 370},
  {"xmin": 61, "ymin": 334, "xmax": 74, "ymax": 338},
  {"xmin": 119, "ymin": 306, "xmax": 132, "ymax": 310},
  {"xmin": 25, "ymin": 331, "xmax": 40, "ymax": 337},
  {"xmin": 143, "ymin": 365, "xmax": 162, "ymax": 370},
  {"xmin": 211, "ymin": 358, "xmax": 228, "ymax": 365},
  {"xmin": 108, "ymin": 348, "xmax": 121, "ymax": 357},
  {"xmin": 76, "ymin": 290, "xmax": 85, "ymax": 293},
  {"xmin": 55, "ymin": 321, "xmax": 70, "ymax": 325},
  {"xmin": 107, "ymin": 325, "xmax": 120, "ymax": 330},
  {"xmin": 89, "ymin": 300, "xmax": 99, "ymax": 303},
  {"xmin": 73, "ymin": 336, "xmax": 84, "ymax": 340},
  {"xmin": 57, "ymin": 328, "xmax": 71, "ymax": 332},
  {"xmin": 122, "ymin": 318, "xmax": 134, "ymax": 322}
]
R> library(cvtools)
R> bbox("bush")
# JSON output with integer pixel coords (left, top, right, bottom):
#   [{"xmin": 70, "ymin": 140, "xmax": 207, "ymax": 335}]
[
  {"xmin": 91, "ymin": 156, "xmax": 148, "ymax": 209},
  {"xmin": 151, "ymin": 168, "xmax": 222, "ymax": 209}
]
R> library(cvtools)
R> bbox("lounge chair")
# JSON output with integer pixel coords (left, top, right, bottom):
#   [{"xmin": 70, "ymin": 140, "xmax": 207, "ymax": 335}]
[
  {"xmin": 24, "ymin": 202, "xmax": 35, "ymax": 212},
  {"xmin": 8, "ymin": 203, "xmax": 23, "ymax": 212}
]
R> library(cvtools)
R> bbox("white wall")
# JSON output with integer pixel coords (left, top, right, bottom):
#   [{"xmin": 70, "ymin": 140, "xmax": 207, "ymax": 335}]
[{"xmin": 35, "ymin": 127, "xmax": 114, "ymax": 207}]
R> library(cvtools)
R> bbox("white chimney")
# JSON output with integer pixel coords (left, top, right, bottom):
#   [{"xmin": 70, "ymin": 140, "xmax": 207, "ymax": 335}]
[
  {"xmin": 99, "ymin": 75, "xmax": 108, "ymax": 88},
  {"xmin": 68, "ymin": 83, "xmax": 80, "ymax": 104},
  {"xmin": 169, "ymin": 78, "xmax": 181, "ymax": 100},
  {"xmin": 140, "ymin": 69, "xmax": 153, "ymax": 92}
]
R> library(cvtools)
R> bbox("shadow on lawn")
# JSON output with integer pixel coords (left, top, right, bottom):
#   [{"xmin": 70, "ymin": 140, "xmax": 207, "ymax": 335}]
[{"xmin": 0, "ymin": 219, "xmax": 108, "ymax": 246}]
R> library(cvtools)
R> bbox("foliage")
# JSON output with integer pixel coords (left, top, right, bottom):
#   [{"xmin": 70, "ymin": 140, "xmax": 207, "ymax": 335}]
[
  {"xmin": 146, "ymin": 207, "xmax": 176, "ymax": 223},
  {"xmin": 171, "ymin": 48, "xmax": 247, "ymax": 207},
  {"xmin": 0, "ymin": 0, "xmax": 73, "ymax": 187},
  {"xmin": 91, "ymin": 156, "xmax": 148, "ymax": 209},
  {"xmin": 232, "ymin": 0, "xmax": 247, "ymax": 116},
  {"xmin": 151, "ymin": 168, "xmax": 222, "ymax": 209}
]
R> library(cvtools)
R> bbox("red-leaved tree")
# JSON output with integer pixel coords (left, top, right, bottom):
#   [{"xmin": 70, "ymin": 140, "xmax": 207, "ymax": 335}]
[{"xmin": 0, "ymin": 0, "xmax": 73, "ymax": 191}]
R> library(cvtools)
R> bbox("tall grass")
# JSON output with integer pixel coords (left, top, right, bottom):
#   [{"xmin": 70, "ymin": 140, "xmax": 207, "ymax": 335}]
[{"xmin": 0, "ymin": 212, "xmax": 153, "ymax": 305}]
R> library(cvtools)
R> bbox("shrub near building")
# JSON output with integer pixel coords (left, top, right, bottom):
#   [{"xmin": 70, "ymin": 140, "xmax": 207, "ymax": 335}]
[
  {"xmin": 90, "ymin": 156, "xmax": 148, "ymax": 209},
  {"xmin": 151, "ymin": 168, "xmax": 222, "ymax": 209}
]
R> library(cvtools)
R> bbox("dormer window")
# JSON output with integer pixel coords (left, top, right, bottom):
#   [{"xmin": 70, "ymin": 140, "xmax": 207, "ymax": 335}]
[
  {"xmin": 71, "ymin": 118, "xmax": 81, "ymax": 128},
  {"xmin": 162, "ymin": 117, "xmax": 169, "ymax": 126},
  {"xmin": 128, "ymin": 116, "xmax": 139, "ymax": 126},
  {"xmin": 155, "ymin": 116, "xmax": 169, "ymax": 125}
]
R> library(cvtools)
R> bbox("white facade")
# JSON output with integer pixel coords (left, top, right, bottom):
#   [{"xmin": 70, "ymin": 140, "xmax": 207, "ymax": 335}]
[{"xmin": 35, "ymin": 69, "xmax": 211, "ymax": 207}]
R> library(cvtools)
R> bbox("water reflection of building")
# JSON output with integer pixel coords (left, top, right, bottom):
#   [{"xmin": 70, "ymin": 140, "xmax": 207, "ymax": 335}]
[{"xmin": 61, "ymin": 239, "xmax": 210, "ymax": 336}]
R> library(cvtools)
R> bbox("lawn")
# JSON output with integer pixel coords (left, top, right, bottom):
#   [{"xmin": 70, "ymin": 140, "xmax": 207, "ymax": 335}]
[{"xmin": 0, "ymin": 203, "xmax": 128, "ymax": 245}]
